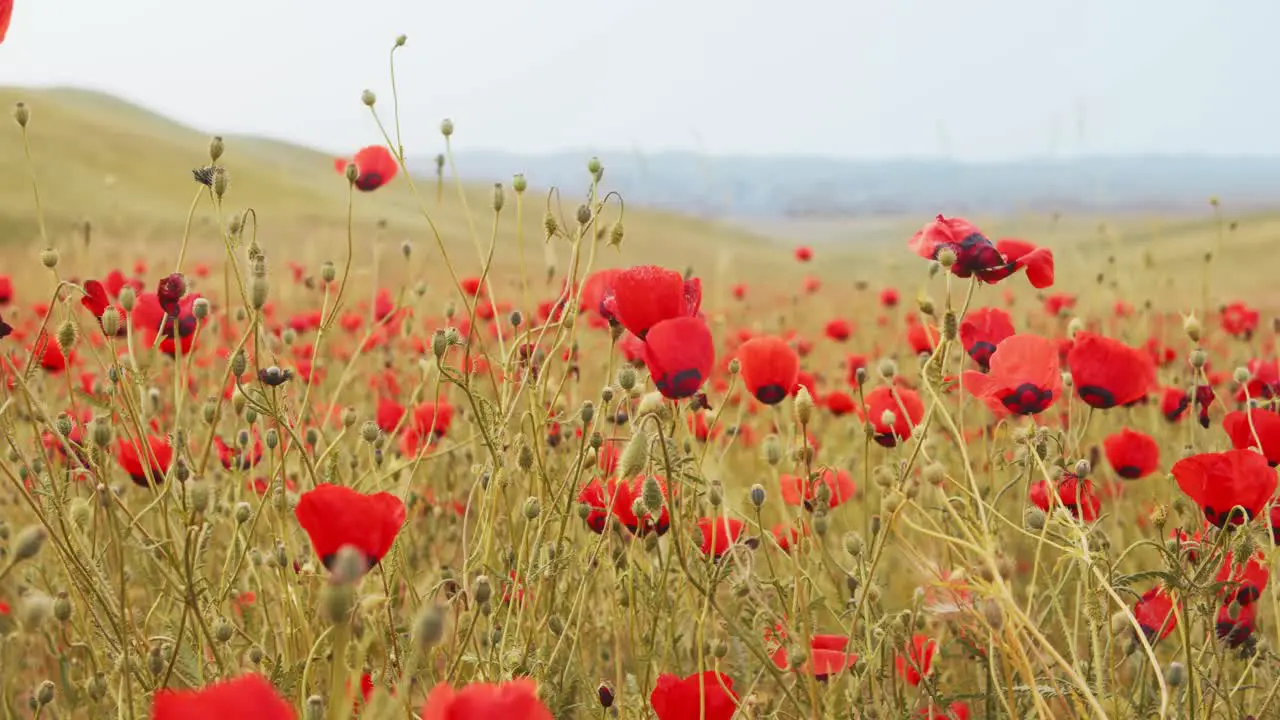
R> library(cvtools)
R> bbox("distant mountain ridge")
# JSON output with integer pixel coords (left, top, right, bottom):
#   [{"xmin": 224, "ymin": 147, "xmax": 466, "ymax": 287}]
[{"xmin": 420, "ymin": 151, "xmax": 1280, "ymax": 218}]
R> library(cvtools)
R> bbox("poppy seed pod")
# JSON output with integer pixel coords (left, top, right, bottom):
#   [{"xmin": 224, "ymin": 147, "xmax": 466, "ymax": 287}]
[
  {"xmin": 794, "ymin": 386, "xmax": 814, "ymax": 425},
  {"xmin": 209, "ymin": 135, "xmax": 225, "ymax": 162},
  {"xmin": 576, "ymin": 204, "xmax": 592, "ymax": 226},
  {"xmin": 36, "ymin": 680, "xmax": 54, "ymax": 706},
  {"xmin": 53, "ymin": 592, "xmax": 73, "ymax": 623},
  {"xmin": 1189, "ymin": 349, "xmax": 1207, "ymax": 369},
  {"xmin": 473, "ymin": 575, "xmax": 493, "ymax": 605},
  {"xmin": 361, "ymin": 89, "xmax": 377, "ymax": 107},
  {"xmin": 513, "ymin": 173, "xmax": 527, "ymax": 193},
  {"xmin": 250, "ymin": 277, "xmax": 269, "ymax": 310},
  {"xmin": 440, "ymin": 118, "xmax": 454, "ymax": 137},
  {"xmin": 522, "ymin": 497, "xmax": 541, "ymax": 520},
  {"xmin": 936, "ymin": 247, "xmax": 957, "ymax": 268},
  {"xmin": 13, "ymin": 524, "xmax": 48, "ymax": 561},
  {"xmin": 13, "ymin": 102, "xmax": 30, "ymax": 127},
  {"xmin": 40, "ymin": 247, "xmax": 59, "ymax": 268}
]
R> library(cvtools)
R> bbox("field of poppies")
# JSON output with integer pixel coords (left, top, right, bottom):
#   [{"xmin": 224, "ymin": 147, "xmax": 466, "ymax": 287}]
[{"xmin": 4, "ymin": 60, "xmax": 1280, "ymax": 720}]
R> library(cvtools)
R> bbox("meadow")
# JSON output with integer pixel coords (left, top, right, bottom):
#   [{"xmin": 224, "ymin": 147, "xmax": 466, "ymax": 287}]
[{"xmin": 2, "ymin": 50, "xmax": 1280, "ymax": 720}]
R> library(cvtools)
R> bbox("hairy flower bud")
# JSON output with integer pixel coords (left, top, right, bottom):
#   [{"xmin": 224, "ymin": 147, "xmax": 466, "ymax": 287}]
[
  {"xmin": 13, "ymin": 102, "xmax": 30, "ymax": 127},
  {"xmin": 13, "ymin": 524, "xmax": 48, "ymax": 561}
]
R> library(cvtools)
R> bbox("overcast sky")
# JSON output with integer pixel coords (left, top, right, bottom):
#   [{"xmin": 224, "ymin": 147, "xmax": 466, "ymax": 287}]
[{"xmin": 0, "ymin": 0, "xmax": 1275, "ymax": 160}]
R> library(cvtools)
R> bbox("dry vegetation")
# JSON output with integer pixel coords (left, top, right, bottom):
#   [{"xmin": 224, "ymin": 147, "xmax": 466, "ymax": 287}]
[{"xmin": 1, "ymin": 44, "xmax": 1280, "ymax": 720}]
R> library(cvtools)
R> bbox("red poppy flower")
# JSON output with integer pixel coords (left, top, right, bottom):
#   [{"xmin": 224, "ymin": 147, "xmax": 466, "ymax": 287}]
[
  {"xmin": 1134, "ymin": 586, "xmax": 1178, "ymax": 642},
  {"xmin": 422, "ymin": 678, "xmax": 552, "ymax": 720},
  {"xmin": 1216, "ymin": 551, "xmax": 1269, "ymax": 606},
  {"xmin": 1042, "ymin": 293, "xmax": 1076, "ymax": 317},
  {"xmin": 33, "ymin": 334, "xmax": 71, "ymax": 373},
  {"xmin": 780, "ymin": 468, "xmax": 856, "ymax": 511},
  {"xmin": 609, "ymin": 476, "xmax": 671, "ymax": 536},
  {"xmin": 794, "ymin": 246, "xmax": 813, "ymax": 262},
  {"xmin": 737, "ymin": 336, "xmax": 799, "ymax": 405},
  {"xmin": 577, "ymin": 479, "xmax": 611, "ymax": 533},
  {"xmin": 133, "ymin": 292, "xmax": 203, "ymax": 356},
  {"xmin": 907, "ymin": 320, "xmax": 939, "ymax": 355},
  {"xmin": 772, "ymin": 634, "xmax": 858, "ymax": 678},
  {"xmin": 825, "ymin": 390, "xmax": 856, "ymax": 416},
  {"xmin": 1224, "ymin": 409, "xmax": 1280, "ymax": 466},
  {"xmin": 960, "ymin": 307, "xmax": 1014, "ymax": 372},
  {"xmin": 1172, "ymin": 449, "xmax": 1277, "ymax": 527},
  {"xmin": 731, "ymin": 283, "xmax": 747, "ymax": 300},
  {"xmin": 1103, "ymin": 428, "xmax": 1159, "ymax": 479},
  {"xmin": 1067, "ymin": 332, "xmax": 1156, "ymax": 409},
  {"xmin": 1243, "ymin": 358, "xmax": 1280, "ymax": 401},
  {"xmin": 0, "ymin": 0, "xmax": 11, "ymax": 45},
  {"xmin": 895, "ymin": 634, "xmax": 936, "ymax": 686},
  {"xmin": 603, "ymin": 265, "xmax": 701, "ymax": 340},
  {"xmin": 153, "ymin": 674, "xmax": 294, "ymax": 720},
  {"xmin": 859, "ymin": 387, "xmax": 924, "ymax": 447},
  {"xmin": 295, "ymin": 484, "xmax": 406, "ymax": 571},
  {"xmin": 908, "ymin": 216, "xmax": 1054, "ymax": 288},
  {"xmin": 962, "ymin": 334, "xmax": 1061, "ymax": 416},
  {"xmin": 824, "ymin": 318, "xmax": 852, "ymax": 342},
  {"xmin": 1217, "ymin": 602, "xmax": 1258, "ymax": 649},
  {"xmin": 879, "ymin": 287, "xmax": 899, "ymax": 308},
  {"xmin": 579, "ymin": 268, "xmax": 623, "ymax": 320},
  {"xmin": 117, "ymin": 435, "xmax": 173, "ymax": 486},
  {"xmin": 1029, "ymin": 473, "xmax": 1101, "ymax": 522},
  {"xmin": 696, "ymin": 517, "xmax": 746, "ymax": 559},
  {"xmin": 920, "ymin": 702, "xmax": 971, "ymax": 720},
  {"xmin": 1221, "ymin": 301, "xmax": 1259, "ymax": 339},
  {"xmin": 643, "ymin": 317, "xmax": 714, "ymax": 400},
  {"xmin": 650, "ymin": 672, "xmax": 739, "ymax": 720},
  {"xmin": 334, "ymin": 145, "xmax": 399, "ymax": 192}
]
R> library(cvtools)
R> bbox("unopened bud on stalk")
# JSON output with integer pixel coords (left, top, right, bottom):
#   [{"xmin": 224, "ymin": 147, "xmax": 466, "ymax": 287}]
[
  {"xmin": 345, "ymin": 163, "xmax": 359, "ymax": 184},
  {"xmin": 492, "ymin": 183, "xmax": 505, "ymax": 213},
  {"xmin": 214, "ymin": 617, "xmax": 233, "ymax": 643},
  {"xmin": 708, "ymin": 481, "xmax": 724, "ymax": 507},
  {"xmin": 320, "ymin": 261, "xmax": 337, "ymax": 284},
  {"xmin": 40, "ymin": 248, "xmax": 59, "ymax": 269},
  {"xmin": 13, "ymin": 102, "xmax": 30, "ymax": 127},
  {"xmin": 1234, "ymin": 366, "xmax": 1251, "ymax": 385},
  {"xmin": 320, "ymin": 583, "xmax": 356, "ymax": 625},
  {"xmin": 440, "ymin": 118, "xmax": 454, "ymax": 137},
  {"xmin": 1025, "ymin": 507, "xmax": 1047, "ymax": 530},
  {"xmin": 1183, "ymin": 315, "xmax": 1202, "ymax": 342},
  {"xmin": 763, "ymin": 435, "xmax": 782, "ymax": 466},
  {"xmin": 234, "ymin": 502, "xmax": 251, "ymax": 525},
  {"xmin": 213, "ymin": 168, "xmax": 229, "ymax": 198},
  {"xmin": 513, "ymin": 174, "xmax": 527, "ymax": 193},
  {"xmin": 794, "ymin": 386, "xmax": 814, "ymax": 425},
  {"xmin": 361, "ymin": 89, "xmax": 377, "ymax": 107},
  {"xmin": 209, "ymin": 135, "xmax": 225, "ymax": 162},
  {"xmin": 576, "ymin": 204, "xmax": 592, "ymax": 227},
  {"xmin": 878, "ymin": 358, "xmax": 898, "ymax": 379},
  {"xmin": 57, "ymin": 320, "xmax": 78, "ymax": 354},
  {"xmin": 1074, "ymin": 459, "xmax": 1091, "ymax": 478},
  {"xmin": 1165, "ymin": 662, "xmax": 1186, "ymax": 687},
  {"xmin": 942, "ymin": 310, "xmax": 958, "ymax": 340},
  {"xmin": 618, "ymin": 367, "xmax": 637, "ymax": 391},
  {"xmin": 100, "ymin": 306, "xmax": 121, "ymax": 336},
  {"xmin": 1190, "ymin": 349, "xmax": 1207, "ymax": 369},
  {"xmin": 93, "ymin": 422, "xmax": 112, "ymax": 448},
  {"xmin": 432, "ymin": 330, "xmax": 448, "ymax": 360},
  {"xmin": 522, "ymin": 497, "xmax": 541, "ymax": 520},
  {"xmin": 36, "ymin": 681, "xmax": 54, "ymax": 706},
  {"xmin": 53, "ymin": 592, "xmax": 72, "ymax": 623},
  {"xmin": 917, "ymin": 295, "xmax": 935, "ymax": 316},
  {"xmin": 413, "ymin": 604, "xmax": 446, "ymax": 649},
  {"xmin": 618, "ymin": 432, "xmax": 649, "ymax": 478},
  {"xmin": 642, "ymin": 476, "xmax": 664, "ymax": 514},
  {"xmin": 580, "ymin": 400, "xmax": 595, "ymax": 425},
  {"xmin": 750, "ymin": 484, "xmax": 766, "ymax": 508},
  {"xmin": 473, "ymin": 575, "xmax": 493, "ymax": 605},
  {"xmin": 13, "ymin": 524, "xmax": 48, "ymax": 561},
  {"xmin": 119, "ymin": 286, "xmax": 136, "ymax": 312}
]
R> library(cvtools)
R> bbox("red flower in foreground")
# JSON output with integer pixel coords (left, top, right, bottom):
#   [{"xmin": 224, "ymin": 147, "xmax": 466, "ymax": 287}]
[
  {"xmin": 422, "ymin": 679, "xmax": 552, "ymax": 720},
  {"xmin": 603, "ymin": 265, "xmax": 701, "ymax": 340},
  {"xmin": 650, "ymin": 672, "xmax": 739, "ymax": 720},
  {"xmin": 960, "ymin": 307, "xmax": 1015, "ymax": 372},
  {"xmin": 737, "ymin": 336, "xmax": 800, "ymax": 405},
  {"xmin": 608, "ymin": 476, "xmax": 672, "ymax": 536},
  {"xmin": 794, "ymin": 246, "xmax": 813, "ymax": 262},
  {"xmin": 1029, "ymin": 473, "xmax": 1101, "ymax": 522},
  {"xmin": 1103, "ymin": 428, "xmax": 1160, "ymax": 479},
  {"xmin": 962, "ymin": 334, "xmax": 1061, "ymax": 416},
  {"xmin": 117, "ymin": 435, "xmax": 173, "ymax": 486},
  {"xmin": 643, "ymin": 317, "xmax": 714, "ymax": 399},
  {"xmin": 1133, "ymin": 586, "xmax": 1178, "ymax": 642},
  {"xmin": 152, "ymin": 674, "xmax": 294, "ymax": 720},
  {"xmin": 0, "ymin": 0, "xmax": 11, "ymax": 45},
  {"xmin": 1216, "ymin": 551, "xmax": 1269, "ymax": 606},
  {"xmin": 895, "ymin": 634, "xmax": 937, "ymax": 686},
  {"xmin": 1217, "ymin": 602, "xmax": 1259, "ymax": 649},
  {"xmin": 1172, "ymin": 449, "xmax": 1277, "ymax": 527},
  {"xmin": 334, "ymin": 145, "xmax": 399, "ymax": 191},
  {"xmin": 696, "ymin": 517, "xmax": 746, "ymax": 559},
  {"xmin": 1224, "ymin": 409, "xmax": 1280, "ymax": 466},
  {"xmin": 859, "ymin": 387, "xmax": 924, "ymax": 447},
  {"xmin": 1067, "ymin": 333, "xmax": 1155, "ymax": 409},
  {"xmin": 780, "ymin": 468, "xmax": 856, "ymax": 511},
  {"xmin": 1221, "ymin": 301, "xmax": 1259, "ymax": 339},
  {"xmin": 133, "ymin": 292, "xmax": 203, "ymax": 356},
  {"xmin": 772, "ymin": 634, "xmax": 858, "ymax": 679},
  {"xmin": 920, "ymin": 702, "xmax": 971, "ymax": 720},
  {"xmin": 908, "ymin": 216, "xmax": 1054, "ymax": 288},
  {"xmin": 295, "ymin": 484, "xmax": 406, "ymax": 572}
]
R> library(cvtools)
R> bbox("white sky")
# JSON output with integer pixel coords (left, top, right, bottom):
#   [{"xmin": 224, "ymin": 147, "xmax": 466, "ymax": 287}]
[{"xmin": 0, "ymin": 0, "xmax": 1276, "ymax": 159}]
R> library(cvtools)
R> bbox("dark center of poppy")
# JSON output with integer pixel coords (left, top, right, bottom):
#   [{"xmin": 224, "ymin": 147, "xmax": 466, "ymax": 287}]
[
  {"xmin": 999, "ymin": 383, "xmax": 1054, "ymax": 415},
  {"xmin": 657, "ymin": 368, "xmax": 705, "ymax": 399},
  {"xmin": 754, "ymin": 383, "xmax": 788, "ymax": 405},
  {"xmin": 355, "ymin": 172, "xmax": 385, "ymax": 191},
  {"xmin": 873, "ymin": 432, "xmax": 898, "ymax": 448},
  {"xmin": 1078, "ymin": 385, "xmax": 1118, "ymax": 409},
  {"xmin": 967, "ymin": 342, "xmax": 996, "ymax": 371},
  {"xmin": 1117, "ymin": 465, "xmax": 1143, "ymax": 480}
]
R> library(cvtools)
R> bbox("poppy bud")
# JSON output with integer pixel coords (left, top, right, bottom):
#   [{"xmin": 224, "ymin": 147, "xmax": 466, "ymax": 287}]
[
  {"xmin": 917, "ymin": 295, "xmax": 934, "ymax": 316},
  {"xmin": 763, "ymin": 435, "xmax": 782, "ymax": 466},
  {"xmin": 245, "ymin": 275, "xmax": 270, "ymax": 310},
  {"xmin": 749, "ymin": 484, "xmax": 766, "ymax": 508},
  {"xmin": 942, "ymin": 310, "xmax": 958, "ymax": 340},
  {"xmin": 432, "ymin": 330, "xmax": 448, "ymax": 360},
  {"xmin": 320, "ymin": 261, "xmax": 337, "ymax": 284},
  {"xmin": 1165, "ymin": 662, "xmax": 1186, "ymax": 687},
  {"xmin": 344, "ymin": 162, "xmax": 360, "ymax": 185},
  {"xmin": 36, "ymin": 680, "xmax": 54, "ymax": 706},
  {"xmin": 212, "ymin": 168, "xmax": 229, "ymax": 198},
  {"xmin": 641, "ymin": 475, "xmax": 664, "ymax": 515},
  {"xmin": 512, "ymin": 173, "xmax": 528, "ymax": 194},
  {"xmin": 117, "ymin": 285, "xmax": 136, "ymax": 312},
  {"xmin": 878, "ymin": 358, "xmax": 898, "ymax": 379},
  {"xmin": 53, "ymin": 592, "xmax": 72, "ymax": 623},
  {"xmin": 13, "ymin": 102, "xmax": 30, "ymax": 127},
  {"xmin": 923, "ymin": 463, "xmax": 945, "ymax": 486},
  {"xmin": 618, "ymin": 432, "xmax": 649, "ymax": 479},
  {"xmin": 1025, "ymin": 507, "xmax": 1046, "ymax": 530},
  {"xmin": 794, "ymin": 386, "xmax": 814, "ymax": 425},
  {"xmin": 40, "ymin": 247, "xmax": 59, "ymax": 269},
  {"xmin": 609, "ymin": 221, "xmax": 625, "ymax": 248},
  {"xmin": 980, "ymin": 598, "xmax": 1004, "ymax": 630},
  {"xmin": 56, "ymin": 320, "xmax": 78, "ymax": 354},
  {"xmin": 13, "ymin": 524, "xmax": 47, "ymax": 561},
  {"xmin": 18, "ymin": 592, "xmax": 53, "ymax": 631},
  {"xmin": 189, "ymin": 481, "xmax": 210, "ymax": 513},
  {"xmin": 492, "ymin": 183, "xmax": 505, "ymax": 213},
  {"xmin": 576, "ymin": 204, "xmax": 592, "ymax": 226},
  {"xmin": 473, "ymin": 575, "xmax": 493, "ymax": 605},
  {"xmin": 580, "ymin": 400, "xmax": 595, "ymax": 425},
  {"xmin": 844, "ymin": 531, "xmax": 864, "ymax": 556},
  {"xmin": 1074, "ymin": 459, "xmax": 1091, "ymax": 478},
  {"xmin": 1190, "ymin": 349, "xmax": 1207, "ymax": 369},
  {"xmin": 440, "ymin": 118, "xmax": 454, "ymax": 137},
  {"xmin": 618, "ymin": 367, "xmax": 637, "ymax": 391},
  {"xmin": 214, "ymin": 617, "xmax": 233, "ymax": 643},
  {"xmin": 96, "ymin": 305, "xmax": 121, "ymax": 336},
  {"xmin": 636, "ymin": 392, "xmax": 669, "ymax": 423},
  {"xmin": 361, "ymin": 89, "xmax": 377, "ymax": 107},
  {"xmin": 706, "ymin": 480, "xmax": 724, "ymax": 507},
  {"xmin": 1234, "ymin": 366, "xmax": 1251, "ymax": 385},
  {"xmin": 234, "ymin": 502, "xmax": 251, "ymax": 525}
]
